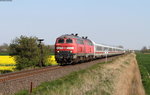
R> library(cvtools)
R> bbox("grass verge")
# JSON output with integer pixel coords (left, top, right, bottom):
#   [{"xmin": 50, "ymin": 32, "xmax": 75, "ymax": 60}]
[
  {"xmin": 136, "ymin": 53, "xmax": 150, "ymax": 95},
  {"xmin": 15, "ymin": 61, "xmax": 114, "ymax": 95}
]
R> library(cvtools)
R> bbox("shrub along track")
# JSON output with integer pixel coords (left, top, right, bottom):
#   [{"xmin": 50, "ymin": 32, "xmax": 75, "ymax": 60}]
[{"xmin": 0, "ymin": 55, "xmax": 122, "ymax": 95}]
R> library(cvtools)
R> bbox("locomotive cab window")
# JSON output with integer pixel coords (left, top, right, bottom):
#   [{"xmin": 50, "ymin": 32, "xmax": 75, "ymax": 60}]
[
  {"xmin": 66, "ymin": 39, "xmax": 73, "ymax": 43},
  {"xmin": 87, "ymin": 41, "xmax": 93, "ymax": 46},
  {"xmin": 58, "ymin": 39, "xmax": 64, "ymax": 43},
  {"xmin": 77, "ymin": 39, "xmax": 84, "ymax": 44}
]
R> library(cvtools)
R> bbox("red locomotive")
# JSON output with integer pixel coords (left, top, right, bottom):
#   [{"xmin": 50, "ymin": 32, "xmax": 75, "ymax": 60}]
[{"xmin": 55, "ymin": 34, "xmax": 125, "ymax": 65}]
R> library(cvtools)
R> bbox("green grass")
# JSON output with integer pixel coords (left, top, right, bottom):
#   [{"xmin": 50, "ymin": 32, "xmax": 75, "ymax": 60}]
[
  {"xmin": 15, "ymin": 62, "xmax": 114, "ymax": 95},
  {"xmin": 136, "ymin": 53, "xmax": 150, "ymax": 95}
]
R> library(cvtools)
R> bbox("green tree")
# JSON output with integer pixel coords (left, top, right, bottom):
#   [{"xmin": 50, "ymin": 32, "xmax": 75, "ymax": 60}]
[
  {"xmin": 9, "ymin": 35, "xmax": 49, "ymax": 70},
  {"xmin": 0, "ymin": 43, "xmax": 9, "ymax": 55}
]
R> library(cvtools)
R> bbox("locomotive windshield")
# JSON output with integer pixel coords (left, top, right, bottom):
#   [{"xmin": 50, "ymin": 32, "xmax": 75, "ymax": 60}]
[
  {"xmin": 66, "ymin": 39, "xmax": 73, "ymax": 43},
  {"xmin": 58, "ymin": 39, "xmax": 64, "ymax": 43}
]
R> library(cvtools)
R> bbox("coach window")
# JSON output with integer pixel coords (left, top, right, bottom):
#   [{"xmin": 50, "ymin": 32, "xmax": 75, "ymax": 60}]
[
  {"xmin": 96, "ymin": 46, "xmax": 102, "ymax": 51},
  {"xmin": 112, "ymin": 48, "xmax": 114, "ymax": 51},
  {"xmin": 58, "ymin": 39, "xmax": 64, "ymax": 43},
  {"xmin": 104, "ymin": 47, "xmax": 108, "ymax": 51},
  {"xmin": 110, "ymin": 48, "xmax": 112, "ymax": 51},
  {"xmin": 96, "ymin": 46, "xmax": 99, "ymax": 51},
  {"xmin": 66, "ymin": 39, "xmax": 73, "ymax": 43}
]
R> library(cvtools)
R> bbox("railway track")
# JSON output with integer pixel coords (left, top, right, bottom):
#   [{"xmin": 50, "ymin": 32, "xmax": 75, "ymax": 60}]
[{"xmin": 0, "ymin": 65, "xmax": 61, "ymax": 82}]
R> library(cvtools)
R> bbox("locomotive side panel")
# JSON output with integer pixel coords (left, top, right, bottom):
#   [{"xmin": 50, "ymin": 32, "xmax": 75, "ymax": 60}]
[{"xmin": 76, "ymin": 38, "xmax": 85, "ymax": 56}]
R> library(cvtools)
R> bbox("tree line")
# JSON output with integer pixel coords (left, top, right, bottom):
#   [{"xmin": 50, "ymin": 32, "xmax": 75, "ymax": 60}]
[{"xmin": 141, "ymin": 46, "xmax": 150, "ymax": 53}]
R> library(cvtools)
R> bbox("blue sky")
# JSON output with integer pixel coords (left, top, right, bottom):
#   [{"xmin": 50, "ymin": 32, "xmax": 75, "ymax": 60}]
[{"xmin": 0, "ymin": 0, "xmax": 150, "ymax": 50}]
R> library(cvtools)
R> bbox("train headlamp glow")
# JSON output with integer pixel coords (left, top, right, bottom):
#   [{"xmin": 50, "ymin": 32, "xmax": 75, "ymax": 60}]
[
  {"xmin": 66, "ymin": 47, "xmax": 74, "ymax": 49},
  {"xmin": 56, "ymin": 47, "xmax": 63, "ymax": 49}
]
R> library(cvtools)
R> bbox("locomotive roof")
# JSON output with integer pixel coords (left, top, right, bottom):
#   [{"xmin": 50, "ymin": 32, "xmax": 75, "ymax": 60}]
[{"xmin": 58, "ymin": 34, "xmax": 92, "ymax": 41}]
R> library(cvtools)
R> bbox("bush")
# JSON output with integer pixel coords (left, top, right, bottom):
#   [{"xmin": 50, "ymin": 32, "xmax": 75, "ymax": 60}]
[{"xmin": 9, "ymin": 35, "xmax": 49, "ymax": 70}]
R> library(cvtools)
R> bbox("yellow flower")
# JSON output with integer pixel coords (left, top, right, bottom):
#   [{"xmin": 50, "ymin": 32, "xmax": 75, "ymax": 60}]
[{"xmin": 47, "ymin": 55, "xmax": 58, "ymax": 65}]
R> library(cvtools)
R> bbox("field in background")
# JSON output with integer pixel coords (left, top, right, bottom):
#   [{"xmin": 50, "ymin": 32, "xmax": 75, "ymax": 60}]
[
  {"xmin": 0, "ymin": 55, "xmax": 58, "ymax": 72},
  {"xmin": 136, "ymin": 53, "xmax": 150, "ymax": 95}
]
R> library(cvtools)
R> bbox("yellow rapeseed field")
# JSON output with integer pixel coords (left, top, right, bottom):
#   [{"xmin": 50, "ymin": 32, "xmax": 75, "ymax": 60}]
[
  {"xmin": 0, "ymin": 55, "xmax": 58, "ymax": 71},
  {"xmin": 0, "ymin": 56, "xmax": 16, "ymax": 65},
  {"xmin": 0, "ymin": 56, "xmax": 16, "ymax": 71}
]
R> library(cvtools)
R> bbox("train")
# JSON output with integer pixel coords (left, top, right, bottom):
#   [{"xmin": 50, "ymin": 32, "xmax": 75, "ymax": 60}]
[{"xmin": 55, "ymin": 34, "xmax": 125, "ymax": 65}]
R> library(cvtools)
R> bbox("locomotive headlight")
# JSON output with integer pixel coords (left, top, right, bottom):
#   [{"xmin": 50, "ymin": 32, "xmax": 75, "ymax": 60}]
[
  {"xmin": 56, "ymin": 47, "xmax": 63, "ymax": 49},
  {"xmin": 66, "ymin": 47, "xmax": 74, "ymax": 49}
]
